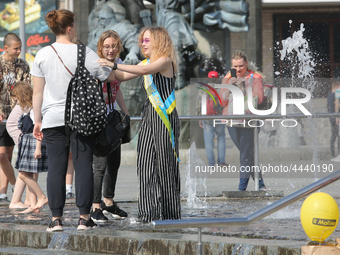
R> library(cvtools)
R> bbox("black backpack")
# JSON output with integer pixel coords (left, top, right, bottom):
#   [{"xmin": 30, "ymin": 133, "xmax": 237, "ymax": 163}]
[
  {"xmin": 51, "ymin": 44, "xmax": 107, "ymax": 136},
  {"xmin": 18, "ymin": 110, "xmax": 34, "ymax": 134}
]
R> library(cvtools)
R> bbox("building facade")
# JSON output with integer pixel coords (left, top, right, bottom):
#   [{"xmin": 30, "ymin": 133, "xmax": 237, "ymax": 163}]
[{"xmin": 58, "ymin": 0, "xmax": 340, "ymax": 96}]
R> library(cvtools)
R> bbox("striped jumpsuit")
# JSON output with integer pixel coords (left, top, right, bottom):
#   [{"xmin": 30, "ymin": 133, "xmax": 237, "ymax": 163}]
[{"xmin": 137, "ymin": 72, "xmax": 181, "ymax": 222}]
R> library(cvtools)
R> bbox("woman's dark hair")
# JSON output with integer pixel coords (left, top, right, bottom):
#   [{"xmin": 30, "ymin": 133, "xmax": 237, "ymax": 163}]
[{"xmin": 45, "ymin": 9, "xmax": 75, "ymax": 36}]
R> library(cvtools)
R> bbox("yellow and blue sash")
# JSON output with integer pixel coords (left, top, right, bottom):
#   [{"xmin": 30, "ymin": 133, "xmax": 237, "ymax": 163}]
[{"xmin": 142, "ymin": 59, "xmax": 179, "ymax": 161}]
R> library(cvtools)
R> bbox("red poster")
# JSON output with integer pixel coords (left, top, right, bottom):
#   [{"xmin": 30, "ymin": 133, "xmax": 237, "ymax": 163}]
[{"xmin": 0, "ymin": 0, "xmax": 57, "ymax": 67}]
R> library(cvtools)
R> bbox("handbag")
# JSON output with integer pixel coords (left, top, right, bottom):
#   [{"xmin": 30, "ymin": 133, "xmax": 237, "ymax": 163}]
[{"xmin": 93, "ymin": 82, "xmax": 131, "ymax": 157}]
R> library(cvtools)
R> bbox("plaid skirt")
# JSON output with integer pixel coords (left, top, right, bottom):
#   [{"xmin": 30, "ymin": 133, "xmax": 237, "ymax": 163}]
[{"xmin": 15, "ymin": 133, "xmax": 48, "ymax": 173}]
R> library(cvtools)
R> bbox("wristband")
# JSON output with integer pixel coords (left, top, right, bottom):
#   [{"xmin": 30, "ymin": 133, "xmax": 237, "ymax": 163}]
[{"xmin": 112, "ymin": 62, "xmax": 117, "ymax": 70}]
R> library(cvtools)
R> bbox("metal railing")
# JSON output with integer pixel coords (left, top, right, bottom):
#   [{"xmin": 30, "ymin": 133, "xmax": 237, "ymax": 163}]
[
  {"xmin": 133, "ymin": 112, "xmax": 340, "ymax": 255},
  {"xmin": 131, "ymin": 112, "xmax": 340, "ymax": 122},
  {"xmin": 152, "ymin": 170, "xmax": 340, "ymax": 254}
]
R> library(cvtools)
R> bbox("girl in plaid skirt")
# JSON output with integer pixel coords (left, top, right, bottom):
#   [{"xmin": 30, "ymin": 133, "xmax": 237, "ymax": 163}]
[{"xmin": 11, "ymin": 82, "xmax": 48, "ymax": 213}]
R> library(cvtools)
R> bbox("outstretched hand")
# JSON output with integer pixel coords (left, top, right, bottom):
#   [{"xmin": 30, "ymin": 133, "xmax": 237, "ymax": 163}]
[{"xmin": 98, "ymin": 58, "xmax": 114, "ymax": 68}]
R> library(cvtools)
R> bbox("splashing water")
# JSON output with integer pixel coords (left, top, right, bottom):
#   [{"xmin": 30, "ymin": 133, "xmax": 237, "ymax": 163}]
[
  {"xmin": 231, "ymin": 243, "xmax": 254, "ymax": 255},
  {"xmin": 266, "ymin": 201, "xmax": 303, "ymax": 219},
  {"xmin": 185, "ymin": 142, "xmax": 208, "ymax": 208},
  {"xmin": 47, "ymin": 233, "xmax": 70, "ymax": 250},
  {"xmin": 278, "ymin": 22, "xmax": 319, "ymax": 179},
  {"xmin": 280, "ymin": 23, "xmax": 316, "ymax": 80},
  {"xmin": 210, "ymin": 43, "xmax": 227, "ymax": 73}
]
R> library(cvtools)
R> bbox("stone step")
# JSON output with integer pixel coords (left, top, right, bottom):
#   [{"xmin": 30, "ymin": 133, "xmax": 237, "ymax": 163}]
[
  {"xmin": 222, "ymin": 190, "xmax": 284, "ymax": 198},
  {"xmin": 0, "ymin": 246, "xmax": 98, "ymax": 254},
  {"xmin": 0, "ymin": 225, "xmax": 302, "ymax": 255}
]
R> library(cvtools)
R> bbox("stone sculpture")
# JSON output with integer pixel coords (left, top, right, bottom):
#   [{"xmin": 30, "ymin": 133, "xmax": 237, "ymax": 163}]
[{"xmin": 88, "ymin": 3, "xmax": 139, "ymax": 64}]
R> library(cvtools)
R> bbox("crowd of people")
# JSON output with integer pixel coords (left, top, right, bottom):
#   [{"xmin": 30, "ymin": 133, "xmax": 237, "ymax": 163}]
[
  {"xmin": 0, "ymin": 9, "xmax": 182, "ymax": 231},
  {"xmin": 0, "ymin": 8, "xmax": 268, "ymax": 231}
]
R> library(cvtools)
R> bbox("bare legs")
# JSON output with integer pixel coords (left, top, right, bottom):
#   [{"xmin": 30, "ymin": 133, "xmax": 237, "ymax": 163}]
[
  {"xmin": 103, "ymin": 197, "xmax": 114, "ymax": 206},
  {"xmin": 18, "ymin": 172, "xmax": 47, "ymax": 213},
  {"xmin": 0, "ymin": 146, "xmax": 16, "ymax": 187},
  {"xmin": 9, "ymin": 178, "xmax": 29, "ymax": 208},
  {"xmin": 66, "ymin": 153, "xmax": 74, "ymax": 196}
]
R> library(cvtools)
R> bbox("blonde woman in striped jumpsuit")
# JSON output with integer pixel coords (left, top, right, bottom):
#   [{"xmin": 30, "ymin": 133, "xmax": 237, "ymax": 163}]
[{"xmin": 98, "ymin": 26, "xmax": 181, "ymax": 223}]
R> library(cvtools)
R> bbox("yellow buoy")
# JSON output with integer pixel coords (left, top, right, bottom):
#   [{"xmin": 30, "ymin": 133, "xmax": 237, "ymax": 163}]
[{"xmin": 300, "ymin": 192, "xmax": 339, "ymax": 242}]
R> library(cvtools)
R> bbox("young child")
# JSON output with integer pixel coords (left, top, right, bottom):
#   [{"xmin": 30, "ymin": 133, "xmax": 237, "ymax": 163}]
[{"xmin": 11, "ymin": 81, "xmax": 48, "ymax": 213}]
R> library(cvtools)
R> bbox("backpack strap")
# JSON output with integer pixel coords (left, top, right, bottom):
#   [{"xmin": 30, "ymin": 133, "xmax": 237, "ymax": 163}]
[
  {"xmin": 106, "ymin": 82, "xmax": 114, "ymax": 111},
  {"xmin": 50, "ymin": 44, "xmax": 73, "ymax": 76},
  {"xmin": 77, "ymin": 44, "xmax": 86, "ymax": 67},
  {"xmin": 64, "ymin": 45, "xmax": 85, "ymax": 144}
]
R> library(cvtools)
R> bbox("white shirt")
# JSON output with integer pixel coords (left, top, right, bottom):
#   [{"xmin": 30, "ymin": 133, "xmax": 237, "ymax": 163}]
[{"xmin": 31, "ymin": 43, "xmax": 111, "ymax": 129}]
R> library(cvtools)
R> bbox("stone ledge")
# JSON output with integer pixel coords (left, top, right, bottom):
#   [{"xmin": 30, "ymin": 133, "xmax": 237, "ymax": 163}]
[
  {"xmin": 222, "ymin": 190, "xmax": 285, "ymax": 198},
  {"xmin": 0, "ymin": 226, "xmax": 302, "ymax": 255}
]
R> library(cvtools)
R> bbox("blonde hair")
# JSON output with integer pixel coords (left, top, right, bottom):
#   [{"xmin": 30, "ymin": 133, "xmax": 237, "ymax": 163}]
[
  {"xmin": 96, "ymin": 30, "xmax": 123, "ymax": 60},
  {"xmin": 231, "ymin": 50, "xmax": 248, "ymax": 62},
  {"xmin": 11, "ymin": 81, "xmax": 33, "ymax": 111},
  {"xmin": 138, "ymin": 26, "xmax": 177, "ymax": 72},
  {"xmin": 231, "ymin": 49, "xmax": 265, "ymax": 78}
]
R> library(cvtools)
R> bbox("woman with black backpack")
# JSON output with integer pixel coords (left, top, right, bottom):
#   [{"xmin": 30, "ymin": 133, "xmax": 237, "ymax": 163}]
[{"xmin": 32, "ymin": 9, "xmax": 116, "ymax": 232}]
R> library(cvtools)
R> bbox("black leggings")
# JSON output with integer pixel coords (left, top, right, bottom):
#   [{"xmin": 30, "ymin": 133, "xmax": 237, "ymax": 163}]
[
  {"xmin": 92, "ymin": 146, "xmax": 121, "ymax": 204},
  {"xmin": 43, "ymin": 126, "xmax": 95, "ymax": 217}
]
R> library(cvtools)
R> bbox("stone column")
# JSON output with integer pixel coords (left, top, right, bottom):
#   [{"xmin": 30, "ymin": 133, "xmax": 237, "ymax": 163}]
[
  {"xmin": 73, "ymin": 0, "xmax": 95, "ymax": 44},
  {"xmin": 239, "ymin": 0, "xmax": 263, "ymax": 71},
  {"xmin": 225, "ymin": 29, "xmax": 231, "ymax": 71}
]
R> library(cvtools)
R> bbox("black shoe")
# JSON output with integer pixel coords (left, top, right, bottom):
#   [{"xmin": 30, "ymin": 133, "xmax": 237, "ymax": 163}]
[
  {"xmin": 90, "ymin": 208, "xmax": 108, "ymax": 223},
  {"xmin": 0, "ymin": 196, "xmax": 10, "ymax": 203},
  {"xmin": 77, "ymin": 218, "xmax": 97, "ymax": 231},
  {"xmin": 101, "ymin": 201, "xmax": 128, "ymax": 219},
  {"xmin": 66, "ymin": 192, "xmax": 75, "ymax": 199},
  {"xmin": 46, "ymin": 219, "xmax": 63, "ymax": 232}
]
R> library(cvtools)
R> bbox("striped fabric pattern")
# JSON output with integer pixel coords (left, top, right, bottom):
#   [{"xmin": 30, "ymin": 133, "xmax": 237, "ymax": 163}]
[{"xmin": 137, "ymin": 72, "xmax": 181, "ymax": 222}]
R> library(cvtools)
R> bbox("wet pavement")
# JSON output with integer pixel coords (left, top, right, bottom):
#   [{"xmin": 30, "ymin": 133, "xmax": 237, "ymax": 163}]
[
  {"xmin": 0, "ymin": 148, "xmax": 340, "ymax": 254},
  {"xmin": 0, "ymin": 197, "xmax": 309, "ymax": 241},
  {"xmin": 2, "ymin": 192, "xmax": 339, "ymax": 240},
  {"xmin": 0, "ymin": 194, "xmax": 312, "ymax": 254}
]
